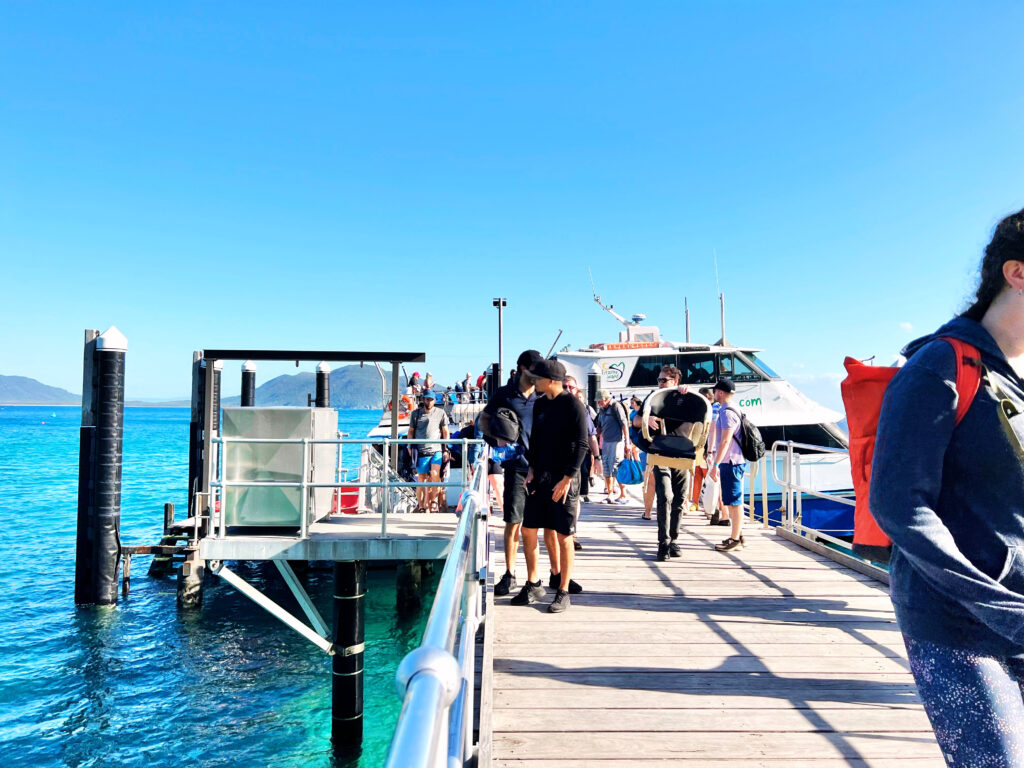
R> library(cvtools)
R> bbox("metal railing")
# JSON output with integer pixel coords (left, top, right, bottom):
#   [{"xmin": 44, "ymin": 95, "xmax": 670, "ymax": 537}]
[
  {"xmin": 770, "ymin": 440, "xmax": 856, "ymax": 552},
  {"xmin": 386, "ymin": 450, "xmax": 491, "ymax": 768},
  {"xmin": 209, "ymin": 435, "xmax": 484, "ymax": 539}
]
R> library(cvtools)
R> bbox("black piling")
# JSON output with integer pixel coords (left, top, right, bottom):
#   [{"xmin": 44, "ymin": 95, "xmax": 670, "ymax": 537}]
[
  {"xmin": 587, "ymin": 367, "xmax": 600, "ymax": 410},
  {"xmin": 241, "ymin": 360, "xmax": 256, "ymax": 407},
  {"xmin": 316, "ymin": 362, "xmax": 331, "ymax": 408},
  {"xmin": 332, "ymin": 560, "xmax": 366, "ymax": 751},
  {"xmin": 396, "ymin": 560, "xmax": 424, "ymax": 615},
  {"xmin": 490, "ymin": 361, "xmax": 502, "ymax": 397},
  {"xmin": 186, "ymin": 353, "xmax": 206, "ymax": 520},
  {"xmin": 75, "ymin": 327, "xmax": 127, "ymax": 605}
]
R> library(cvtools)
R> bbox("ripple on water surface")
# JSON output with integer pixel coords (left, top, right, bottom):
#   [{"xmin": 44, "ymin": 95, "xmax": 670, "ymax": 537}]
[{"xmin": 0, "ymin": 406, "xmax": 429, "ymax": 767}]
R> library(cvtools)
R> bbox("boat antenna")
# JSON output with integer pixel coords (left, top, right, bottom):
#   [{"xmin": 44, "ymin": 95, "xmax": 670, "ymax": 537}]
[
  {"xmin": 714, "ymin": 249, "xmax": 728, "ymax": 346},
  {"xmin": 588, "ymin": 267, "xmax": 634, "ymax": 328},
  {"xmin": 684, "ymin": 297, "xmax": 691, "ymax": 343},
  {"xmin": 546, "ymin": 329, "xmax": 563, "ymax": 358}
]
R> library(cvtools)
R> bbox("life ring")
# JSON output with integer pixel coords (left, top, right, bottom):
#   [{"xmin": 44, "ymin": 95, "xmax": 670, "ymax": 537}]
[{"xmin": 387, "ymin": 395, "xmax": 414, "ymax": 414}]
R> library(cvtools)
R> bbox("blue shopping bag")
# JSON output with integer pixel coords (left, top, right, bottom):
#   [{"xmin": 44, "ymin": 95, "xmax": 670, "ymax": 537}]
[{"xmin": 615, "ymin": 458, "xmax": 643, "ymax": 486}]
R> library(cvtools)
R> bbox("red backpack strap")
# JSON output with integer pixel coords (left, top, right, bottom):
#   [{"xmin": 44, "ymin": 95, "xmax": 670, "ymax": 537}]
[{"xmin": 939, "ymin": 337, "xmax": 983, "ymax": 426}]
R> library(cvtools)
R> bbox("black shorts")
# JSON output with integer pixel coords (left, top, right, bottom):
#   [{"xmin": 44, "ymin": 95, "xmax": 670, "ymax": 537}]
[
  {"xmin": 503, "ymin": 467, "xmax": 527, "ymax": 525},
  {"xmin": 523, "ymin": 470, "xmax": 579, "ymax": 536},
  {"xmin": 487, "ymin": 458, "xmax": 502, "ymax": 476}
]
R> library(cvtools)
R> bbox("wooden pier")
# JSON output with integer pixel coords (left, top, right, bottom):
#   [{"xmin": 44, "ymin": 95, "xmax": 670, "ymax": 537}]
[{"xmin": 481, "ymin": 500, "xmax": 943, "ymax": 766}]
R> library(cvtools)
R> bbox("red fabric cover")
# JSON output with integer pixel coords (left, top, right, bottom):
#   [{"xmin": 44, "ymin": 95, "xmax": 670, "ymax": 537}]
[{"xmin": 841, "ymin": 338, "xmax": 981, "ymax": 554}]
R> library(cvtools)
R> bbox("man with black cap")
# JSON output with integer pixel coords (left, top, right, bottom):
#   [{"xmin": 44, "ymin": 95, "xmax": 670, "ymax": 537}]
[
  {"xmin": 709, "ymin": 378, "xmax": 746, "ymax": 551},
  {"xmin": 512, "ymin": 356, "xmax": 589, "ymax": 613},
  {"xmin": 480, "ymin": 349, "xmax": 549, "ymax": 597}
]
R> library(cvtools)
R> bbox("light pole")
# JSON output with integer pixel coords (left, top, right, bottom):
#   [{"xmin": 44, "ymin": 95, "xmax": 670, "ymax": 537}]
[{"xmin": 493, "ymin": 297, "xmax": 506, "ymax": 386}]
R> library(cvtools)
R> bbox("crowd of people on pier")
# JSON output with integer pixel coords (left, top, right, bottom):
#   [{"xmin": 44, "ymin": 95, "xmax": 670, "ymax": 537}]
[
  {"xmin": 400, "ymin": 346, "xmax": 750, "ymax": 611},
  {"xmin": 405, "ymin": 206, "xmax": 1024, "ymax": 763}
]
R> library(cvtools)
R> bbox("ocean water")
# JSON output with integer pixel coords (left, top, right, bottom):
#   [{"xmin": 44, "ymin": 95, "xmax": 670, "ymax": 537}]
[{"xmin": 0, "ymin": 406, "xmax": 435, "ymax": 767}]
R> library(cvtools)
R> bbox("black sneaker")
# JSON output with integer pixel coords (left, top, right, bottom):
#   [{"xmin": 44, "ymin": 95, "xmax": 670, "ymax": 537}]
[
  {"xmin": 657, "ymin": 544, "xmax": 669, "ymax": 561},
  {"xmin": 549, "ymin": 573, "xmax": 583, "ymax": 594},
  {"xmin": 510, "ymin": 580, "xmax": 546, "ymax": 605},
  {"xmin": 573, "ymin": 539, "xmax": 583, "ymax": 552},
  {"xmin": 548, "ymin": 589, "xmax": 570, "ymax": 613},
  {"xmin": 668, "ymin": 542, "xmax": 682, "ymax": 558},
  {"xmin": 494, "ymin": 570, "xmax": 516, "ymax": 597},
  {"xmin": 709, "ymin": 511, "xmax": 720, "ymax": 525},
  {"xmin": 581, "ymin": 495, "xmax": 591, "ymax": 503},
  {"xmin": 715, "ymin": 536, "xmax": 745, "ymax": 552},
  {"xmin": 716, "ymin": 518, "xmax": 731, "ymax": 526}
]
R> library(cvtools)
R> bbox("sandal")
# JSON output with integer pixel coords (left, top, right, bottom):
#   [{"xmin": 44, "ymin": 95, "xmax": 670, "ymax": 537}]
[
  {"xmin": 414, "ymin": 506, "xmax": 427, "ymax": 513},
  {"xmin": 641, "ymin": 513, "xmax": 652, "ymax": 520}
]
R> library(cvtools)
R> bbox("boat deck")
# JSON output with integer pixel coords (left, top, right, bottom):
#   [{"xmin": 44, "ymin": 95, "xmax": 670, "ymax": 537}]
[{"xmin": 484, "ymin": 499, "xmax": 942, "ymax": 766}]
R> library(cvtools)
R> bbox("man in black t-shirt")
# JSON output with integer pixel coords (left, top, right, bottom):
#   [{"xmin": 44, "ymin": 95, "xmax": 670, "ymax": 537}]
[
  {"xmin": 510, "ymin": 357, "xmax": 588, "ymax": 614},
  {"xmin": 479, "ymin": 349, "xmax": 551, "ymax": 597}
]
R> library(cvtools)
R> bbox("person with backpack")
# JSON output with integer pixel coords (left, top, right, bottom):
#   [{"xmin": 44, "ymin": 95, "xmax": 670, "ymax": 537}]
[
  {"xmin": 869, "ymin": 208, "xmax": 1024, "ymax": 767},
  {"xmin": 708, "ymin": 378, "xmax": 746, "ymax": 551}
]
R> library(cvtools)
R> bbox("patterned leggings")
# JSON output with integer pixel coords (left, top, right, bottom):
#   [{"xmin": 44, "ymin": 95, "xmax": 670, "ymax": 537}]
[{"xmin": 904, "ymin": 635, "xmax": 1024, "ymax": 767}]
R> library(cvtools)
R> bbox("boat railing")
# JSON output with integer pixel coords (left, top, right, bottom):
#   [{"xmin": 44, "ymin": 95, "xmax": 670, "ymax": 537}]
[
  {"xmin": 386, "ymin": 449, "xmax": 491, "ymax": 768},
  {"xmin": 769, "ymin": 440, "xmax": 856, "ymax": 553},
  {"xmin": 209, "ymin": 435, "xmax": 485, "ymax": 539}
]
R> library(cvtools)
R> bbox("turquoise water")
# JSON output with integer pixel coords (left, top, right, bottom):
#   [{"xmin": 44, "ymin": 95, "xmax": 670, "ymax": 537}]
[{"xmin": 0, "ymin": 406, "xmax": 434, "ymax": 767}]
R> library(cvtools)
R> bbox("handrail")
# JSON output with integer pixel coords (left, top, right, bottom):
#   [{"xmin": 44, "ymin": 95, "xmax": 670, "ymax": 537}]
[
  {"xmin": 386, "ymin": 450, "xmax": 491, "ymax": 768},
  {"xmin": 210, "ymin": 435, "xmax": 485, "ymax": 539},
  {"xmin": 770, "ymin": 439, "xmax": 857, "ymax": 552}
]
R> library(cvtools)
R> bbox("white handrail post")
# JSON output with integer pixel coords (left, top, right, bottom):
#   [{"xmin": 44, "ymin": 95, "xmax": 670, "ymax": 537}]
[
  {"xmin": 381, "ymin": 438, "xmax": 391, "ymax": 539},
  {"xmin": 786, "ymin": 442, "xmax": 795, "ymax": 530},
  {"xmin": 795, "ymin": 452, "xmax": 803, "ymax": 528},
  {"xmin": 761, "ymin": 455, "xmax": 769, "ymax": 528}
]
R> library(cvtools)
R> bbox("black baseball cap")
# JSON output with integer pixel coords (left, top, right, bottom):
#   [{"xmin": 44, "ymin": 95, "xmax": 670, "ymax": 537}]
[
  {"xmin": 517, "ymin": 349, "xmax": 543, "ymax": 368},
  {"xmin": 529, "ymin": 357, "xmax": 567, "ymax": 381},
  {"xmin": 713, "ymin": 378, "xmax": 735, "ymax": 393}
]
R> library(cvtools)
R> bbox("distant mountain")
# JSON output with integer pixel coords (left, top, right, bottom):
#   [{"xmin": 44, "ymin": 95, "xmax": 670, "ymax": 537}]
[
  {"xmin": 0, "ymin": 375, "xmax": 79, "ymax": 405},
  {"xmin": 2, "ymin": 365, "xmax": 400, "ymax": 409},
  {"xmin": 222, "ymin": 365, "xmax": 401, "ymax": 409}
]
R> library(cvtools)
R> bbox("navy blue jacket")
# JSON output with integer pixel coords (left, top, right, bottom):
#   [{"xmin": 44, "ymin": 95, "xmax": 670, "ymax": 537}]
[{"xmin": 871, "ymin": 316, "xmax": 1024, "ymax": 656}]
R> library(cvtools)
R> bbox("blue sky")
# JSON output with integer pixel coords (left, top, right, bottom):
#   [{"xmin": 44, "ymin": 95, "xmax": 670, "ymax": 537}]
[{"xmin": 2, "ymin": 2, "xmax": 1023, "ymax": 410}]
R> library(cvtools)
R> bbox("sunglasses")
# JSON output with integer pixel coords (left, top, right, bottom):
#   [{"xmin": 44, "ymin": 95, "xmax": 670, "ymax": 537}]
[{"xmin": 657, "ymin": 377, "xmax": 673, "ymax": 383}]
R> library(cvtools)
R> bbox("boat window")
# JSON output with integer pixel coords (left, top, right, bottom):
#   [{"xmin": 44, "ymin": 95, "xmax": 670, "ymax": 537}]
[
  {"xmin": 675, "ymin": 354, "xmax": 716, "ymax": 385},
  {"xmin": 626, "ymin": 355, "xmax": 680, "ymax": 387},
  {"xmin": 743, "ymin": 353, "xmax": 780, "ymax": 379},
  {"xmin": 757, "ymin": 423, "xmax": 848, "ymax": 451},
  {"xmin": 718, "ymin": 354, "xmax": 764, "ymax": 383}
]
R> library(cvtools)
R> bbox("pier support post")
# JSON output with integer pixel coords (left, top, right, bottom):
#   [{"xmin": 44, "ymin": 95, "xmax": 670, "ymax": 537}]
[
  {"xmin": 75, "ymin": 327, "xmax": 127, "ymax": 606},
  {"xmin": 332, "ymin": 560, "xmax": 366, "ymax": 750},
  {"xmin": 241, "ymin": 360, "xmax": 256, "ymax": 407},
  {"xmin": 489, "ymin": 361, "xmax": 501, "ymax": 399},
  {"xmin": 396, "ymin": 560, "xmax": 424, "ymax": 615},
  {"xmin": 178, "ymin": 553, "xmax": 205, "ymax": 608},
  {"xmin": 316, "ymin": 362, "xmax": 331, "ymax": 407}
]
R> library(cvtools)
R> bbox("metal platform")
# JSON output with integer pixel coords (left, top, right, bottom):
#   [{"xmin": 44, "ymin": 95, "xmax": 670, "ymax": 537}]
[{"xmin": 199, "ymin": 513, "xmax": 461, "ymax": 562}]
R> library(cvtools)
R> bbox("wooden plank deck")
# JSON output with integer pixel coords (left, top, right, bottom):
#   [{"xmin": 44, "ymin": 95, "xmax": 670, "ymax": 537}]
[{"xmin": 486, "ymin": 497, "xmax": 943, "ymax": 766}]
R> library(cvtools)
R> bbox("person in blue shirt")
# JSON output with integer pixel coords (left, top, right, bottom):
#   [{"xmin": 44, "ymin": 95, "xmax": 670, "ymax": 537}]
[{"xmin": 871, "ymin": 207, "xmax": 1024, "ymax": 766}]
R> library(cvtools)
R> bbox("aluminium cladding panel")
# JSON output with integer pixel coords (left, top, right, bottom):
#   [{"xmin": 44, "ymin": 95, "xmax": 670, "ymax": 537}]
[{"xmin": 221, "ymin": 407, "xmax": 338, "ymax": 527}]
